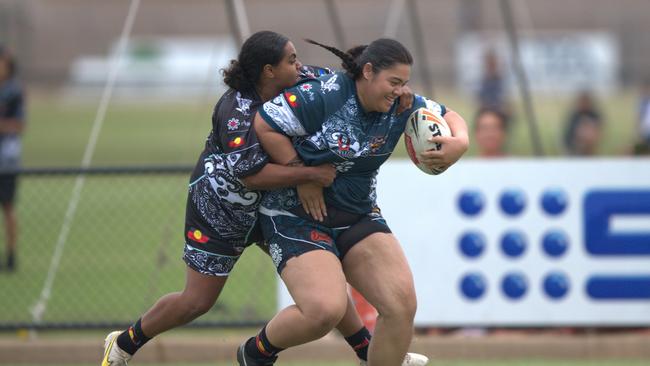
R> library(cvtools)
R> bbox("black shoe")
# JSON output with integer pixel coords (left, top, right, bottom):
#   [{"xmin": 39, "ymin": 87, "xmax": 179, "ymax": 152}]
[{"xmin": 236, "ymin": 338, "xmax": 277, "ymax": 366}]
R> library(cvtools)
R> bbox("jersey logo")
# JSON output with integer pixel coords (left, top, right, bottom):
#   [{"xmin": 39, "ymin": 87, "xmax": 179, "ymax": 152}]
[
  {"xmin": 227, "ymin": 118, "xmax": 240, "ymax": 130},
  {"xmin": 284, "ymin": 92, "xmax": 299, "ymax": 108},
  {"xmin": 235, "ymin": 92, "xmax": 252, "ymax": 116},
  {"xmin": 370, "ymin": 136, "xmax": 386, "ymax": 152},
  {"xmin": 299, "ymin": 83, "xmax": 316, "ymax": 101},
  {"xmin": 337, "ymin": 134, "xmax": 351, "ymax": 151},
  {"xmin": 228, "ymin": 136, "xmax": 245, "ymax": 148},
  {"xmin": 321, "ymin": 74, "xmax": 340, "ymax": 93},
  {"xmin": 187, "ymin": 229, "xmax": 209, "ymax": 244}
]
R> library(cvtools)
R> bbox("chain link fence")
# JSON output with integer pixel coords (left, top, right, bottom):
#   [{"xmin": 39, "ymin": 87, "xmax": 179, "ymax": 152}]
[{"xmin": 0, "ymin": 167, "xmax": 276, "ymax": 330}]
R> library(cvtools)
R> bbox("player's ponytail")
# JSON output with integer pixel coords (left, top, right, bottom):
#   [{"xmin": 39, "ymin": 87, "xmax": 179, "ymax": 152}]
[
  {"xmin": 222, "ymin": 31, "xmax": 289, "ymax": 92},
  {"xmin": 306, "ymin": 38, "xmax": 413, "ymax": 79},
  {"xmin": 305, "ymin": 39, "xmax": 363, "ymax": 78}
]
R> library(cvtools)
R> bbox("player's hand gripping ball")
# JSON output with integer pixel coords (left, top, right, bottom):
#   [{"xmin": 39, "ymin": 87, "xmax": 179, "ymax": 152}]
[{"xmin": 404, "ymin": 106, "xmax": 451, "ymax": 175}]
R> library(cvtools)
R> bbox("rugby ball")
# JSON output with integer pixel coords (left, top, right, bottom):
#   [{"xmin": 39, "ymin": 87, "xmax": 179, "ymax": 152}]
[{"xmin": 404, "ymin": 107, "xmax": 451, "ymax": 175}]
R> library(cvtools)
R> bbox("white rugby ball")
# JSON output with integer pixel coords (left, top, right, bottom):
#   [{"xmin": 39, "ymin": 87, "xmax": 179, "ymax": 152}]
[{"xmin": 404, "ymin": 107, "xmax": 451, "ymax": 175}]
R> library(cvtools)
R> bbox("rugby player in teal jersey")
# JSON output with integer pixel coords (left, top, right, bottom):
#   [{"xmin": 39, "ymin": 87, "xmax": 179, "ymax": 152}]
[{"xmin": 238, "ymin": 38, "xmax": 468, "ymax": 366}]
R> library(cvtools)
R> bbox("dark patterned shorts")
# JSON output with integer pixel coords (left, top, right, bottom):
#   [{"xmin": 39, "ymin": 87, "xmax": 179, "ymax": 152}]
[
  {"xmin": 182, "ymin": 243, "xmax": 240, "ymax": 276},
  {"xmin": 259, "ymin": 206, "xmax": 391, "ymax": 274}
]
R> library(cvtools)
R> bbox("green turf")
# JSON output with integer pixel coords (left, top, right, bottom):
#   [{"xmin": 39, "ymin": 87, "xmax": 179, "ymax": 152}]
[
  {"xmin": 22, "ymin": 91, "xmax": 638, "ymax": 168},
  {"xmin": 0, "ymin": 174, "xmax": 277, "ymax": 324},
  {"xmin": 0, "ymin": 91, "xmax": 640, "ymax": 326}
]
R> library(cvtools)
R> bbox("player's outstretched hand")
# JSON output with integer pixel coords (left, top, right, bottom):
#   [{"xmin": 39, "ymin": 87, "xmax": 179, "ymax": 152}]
[{"xmin": 297, "ymin": 183, "xmax": 327, "ymax": 222}]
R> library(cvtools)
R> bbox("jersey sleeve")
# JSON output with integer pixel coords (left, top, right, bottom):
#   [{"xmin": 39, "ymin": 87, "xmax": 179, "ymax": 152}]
[
  {"xmin": 410, "ymin": 95, "xmax": 446, "ymax": 117},
  {"xmin": 258, "ymin": 79, "xmax": 325, "ymax": 136},
  {"xmin": 213, "ymin": 93, "xmax": 269, "ymax": 179},
  {"xmin": 259, "ymin": 72, "xmax": 350, "ymax": 137}
]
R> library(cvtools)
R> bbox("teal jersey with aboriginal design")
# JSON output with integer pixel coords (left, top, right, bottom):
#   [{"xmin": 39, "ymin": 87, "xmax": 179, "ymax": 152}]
[{"xmin": 259, "ymin": 72, "xmax": 445, "ymax": 215}]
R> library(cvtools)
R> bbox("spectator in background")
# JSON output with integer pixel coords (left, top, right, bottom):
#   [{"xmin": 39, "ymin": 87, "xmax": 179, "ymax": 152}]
[
  {"xmin": 633, "ymin": 79, "xmax": 650, "ymax": 155},
  {"xmin": 563, "ymin": 91, "xmax": 603, "ymax": 156},
  {"xmin": 474, "ymin": 108, "xmax": 509, "ymax": 157},
  {"xmin": 0, "ymin": 46, "xmax": 24, "ymax": 272},
  {"xmin": 477, "ymin": 49, "xmax": 510, "ymax": 118}
]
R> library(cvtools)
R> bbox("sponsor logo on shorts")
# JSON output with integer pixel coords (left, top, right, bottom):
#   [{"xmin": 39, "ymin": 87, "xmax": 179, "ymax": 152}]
[{"xmin": 310, "ymin": 230, "xmax": 333, "ymax": 245}]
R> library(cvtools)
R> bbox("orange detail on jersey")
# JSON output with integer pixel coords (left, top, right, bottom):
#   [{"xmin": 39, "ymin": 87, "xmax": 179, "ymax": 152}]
[
  {"xmin": 228, "ymin": 136, "xmax": 244, "ymax": 148},
  {"xmin": 285, "ymin": 92, "xmax": 299, "ymax": 107},
  {"xmin": 128, "ymin": 327, "xmax": 136, "ymax": 342},
  {"xmin": 187, "ymin": 229, "xmax": 209, "ymax": 244}
]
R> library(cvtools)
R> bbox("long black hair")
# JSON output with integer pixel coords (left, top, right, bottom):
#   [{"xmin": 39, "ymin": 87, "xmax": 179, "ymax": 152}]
[
  {"xmin": 222, "ymin": 31, "xmax": 289, "ymax": 92},
  {"xmin": 305, "ymin": 38, "xmax": 413, "ymax": 79}
]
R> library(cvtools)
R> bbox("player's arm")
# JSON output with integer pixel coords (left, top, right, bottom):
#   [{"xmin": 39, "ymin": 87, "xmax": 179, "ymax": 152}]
[
  {"xmin": 419, "ymin": 107, "xmax": 469, "ymax": 169},
  {"xmin": 241, "ymin": 161, "xmax": 335, "ymax": 191},
  {"xmin": 253, "ymin": 110, "xmax": 330, "ymax": 221}
]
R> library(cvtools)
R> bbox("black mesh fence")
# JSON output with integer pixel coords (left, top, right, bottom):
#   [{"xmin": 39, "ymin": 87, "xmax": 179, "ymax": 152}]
[{"xmin": 0, "ymin": 167, "xmax": 275, "ymax": 330}]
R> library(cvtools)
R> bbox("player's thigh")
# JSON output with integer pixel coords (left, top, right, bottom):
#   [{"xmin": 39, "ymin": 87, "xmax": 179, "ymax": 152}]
[
  {"xmin": 281, "ymin": 250, "xmax": 348, "ymax": 319},
  {"xmin": 342, "ymin": 232, "xmax": 416, "ymax": 315}
]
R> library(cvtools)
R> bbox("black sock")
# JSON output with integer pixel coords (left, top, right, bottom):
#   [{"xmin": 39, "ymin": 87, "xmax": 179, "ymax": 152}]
[
  {"xmin": 116, "ymin": 318, "xmax": 152, "ymax": 355},
  {"xmin": 345, "ymin": 326, "xmax": 372, "ymax": 361},
  {"xmin": 244, "ymin": 326, "xmax": 284, "ymax": 360}
]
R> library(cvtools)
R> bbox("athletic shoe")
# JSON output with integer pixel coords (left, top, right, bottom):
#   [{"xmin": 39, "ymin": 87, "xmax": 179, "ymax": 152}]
[
  {"xmin": 236, "ymin": 338, "xmax": 278, "ymax": 366},
  {"xmin": 360, "ymin": 352, "xmax": 429, "ymax": 366},
  {"xmin": 101, "ymin": 331, "xmax": 132, "ymax": 366}
]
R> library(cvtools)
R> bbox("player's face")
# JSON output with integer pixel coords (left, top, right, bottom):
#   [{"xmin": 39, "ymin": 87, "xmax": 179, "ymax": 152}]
[
  {"xmin": 366, "ymin": 63, "xmax": 411, "ymax": 113},
  {"xmin": 272, "ymin": 41, "xmax": 302, "ymax": 89}
]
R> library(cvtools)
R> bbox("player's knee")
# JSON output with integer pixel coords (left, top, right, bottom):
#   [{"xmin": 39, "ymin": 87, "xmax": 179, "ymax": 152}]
[
  {"xmin": 304, "ymin": 300, "xmax": 347, "ymax": 335},
  {"xmin": 180, "ymin": 294, "xmax": 216, "ymax": 319},
  {"xmin": 378, "ymin": 287, "xmax": 417, "ymax": 323}
]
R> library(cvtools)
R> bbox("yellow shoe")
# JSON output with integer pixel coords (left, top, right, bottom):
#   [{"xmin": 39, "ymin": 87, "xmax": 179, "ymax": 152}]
[{"xmin": 101, "ymin": 331, "xmax": 132, "ymax": 366}]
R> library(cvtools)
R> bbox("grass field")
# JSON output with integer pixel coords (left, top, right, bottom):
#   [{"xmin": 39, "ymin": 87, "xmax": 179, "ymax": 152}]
[
  {"xmin": 21, "ymin": 90, "xmax": 639, "ymax": 168},
  {"xmin": 0, "ymin": 90, "xmax": 641, "ymax": 327}
]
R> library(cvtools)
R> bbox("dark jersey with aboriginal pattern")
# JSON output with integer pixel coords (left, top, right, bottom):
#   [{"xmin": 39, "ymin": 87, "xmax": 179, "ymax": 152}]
[
  {"xmin": 258, "ymin": 71, "xmax": 445, "ymax": 215},
  {"xmin": 184, "ymin": 66, "xmax": 332, "ymax": 254}
]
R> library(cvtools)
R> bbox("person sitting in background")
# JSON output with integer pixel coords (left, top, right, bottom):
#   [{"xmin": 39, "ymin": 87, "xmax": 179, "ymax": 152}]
[
  {"xmin": 0, "ymin": 46, "xmax": 25, "ymax": 272},
  {"xmin": 563, "ymin": 91, "xmax": 603, "ymax": 156},
  {"xmin": 474, "ymin": 108, "xmax": 508, "ymax": 158}
]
